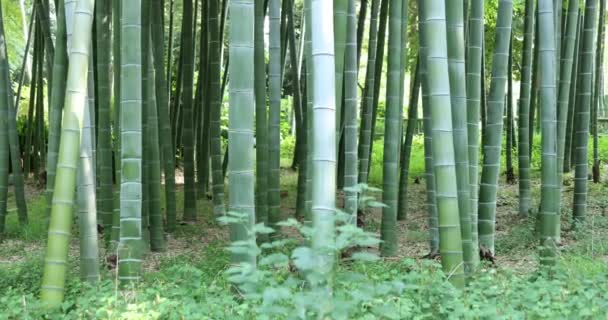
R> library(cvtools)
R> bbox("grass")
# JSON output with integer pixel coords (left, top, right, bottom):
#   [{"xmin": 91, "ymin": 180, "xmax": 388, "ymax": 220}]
[{"xmin": 1, "ymin": 136, "xmax": 608, "ymax": 318}]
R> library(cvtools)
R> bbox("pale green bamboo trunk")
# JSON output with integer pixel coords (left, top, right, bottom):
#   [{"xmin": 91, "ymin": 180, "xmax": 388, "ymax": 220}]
[
  {"xmin": 421, "ymin": 0, "xmax": 465, "ymax": 288},
  {"xmin": 446, "ymin": 0, "xmax": 474, "ymax": 275},
  {"xmin": 554, "ymin": 0, "xmax": 562, "ymax": 80},
  {"xmin": 46, "ymin": 0, "xmax": 68, "ymax": 217},
  {"xmin": 465, "ymin": 0, "xmax": 484, "ymax": 263},
  {"xmin": 343, "ymin": 0, "xmax": 358, "ymax": 221},
  {"xmin": 418, "ymin": 2, "xmax": 439, "ymax": 255},
  {"xmin": 41, "ymin": 0, "xmax": 95, "ymax": 306},
  {"xmin": 78, "ymin": 68, "xmax": 100, "ymax": 282},
  {"xmin": 518, "ymin": 0, "xmax": 535, "ymax": 216},
  {"xmin": 268, "ymin": 0, "xmax": 282, "ymax": 233},
  {"xmin": 254, "ymin": 0, "xmax": 269, "ymax": 230},
  {"xmin": 229, "ymin": 0, "xmax": 256, "ymax": 265},
  {"xmin": 209, "ymin": 0, "xmax": 226, "ymax": 217},
  {"xmin": 573, "ymin": 0, "xmax": 599, "ymax": 224},
  {"xmin": 380, "ymin": 0, "xmax": 404, "ymax": 257},
  {"xmin": 141, "ymin": 0, "xmax": 152, "ymax": 250},
  {"xmin": 538, "ymin": 0, "xmax": 558, "ymax": 266},
  {"xmin": 311, "ymin": 0, "xmax": 337, "ymax": 279},
  {"xmin": 477, "ymin": 0, "xmax": 513, "ymax": 255},
  {"xmin": 146, "ymin": 42, "xmax": 166, "ymax": 252},
  {"xmin": 118, "ymin": 0, "xmax": 144, "ymax": 285},
  {"xmin": 151, "ymin": 0, "xmax": 177, "ymax": 231}
]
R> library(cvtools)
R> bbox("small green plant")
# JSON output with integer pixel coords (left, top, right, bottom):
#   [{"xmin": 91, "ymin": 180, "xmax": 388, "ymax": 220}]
[{"xmin": 217, "ymin": 188, "xmax": 407, "ymax": 319}]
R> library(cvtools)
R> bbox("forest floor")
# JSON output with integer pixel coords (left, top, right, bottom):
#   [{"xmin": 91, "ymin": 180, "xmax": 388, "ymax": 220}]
[{"xmin": 1, "ymin": 159, "xmax": 608, "ymax": 318}]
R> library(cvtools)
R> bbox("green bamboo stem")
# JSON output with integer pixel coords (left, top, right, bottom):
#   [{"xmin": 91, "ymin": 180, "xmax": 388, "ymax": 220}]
[
  {"xmin": 24, "ymin": 29, "xmax": 40, "ymax": 179},
  {"xmin": 554, "ymin": 0, "xmax": 562, "ymax": 80},
  {"xmin": 34, "ymin": 0, "xmax": 54, "ymax": 61},
  {"xmin": 446, "ymin": 0, "xmax": 474, "ymax": 275},
  {"xmin": 289, "ymin": 0, "xmax": 307, "ymax": 220},
  {"xmin": 557, "ymin": 0, "xmax": 579, "ymax": 205},
  {"xmin": 477, "ymin": 0, "xmax": 513, "ymax": 255},
  {"xmin": 380, "ymin": 0, "xmax": 404, "ymax": 257},
  {"xmin": 538, "ymin": 0, "xmax": 558, "ymax": 267},
  {"xmin": 95, "ymin": 0, "xmax": 114, "ymax": 245},
  {"xmin": 40, "ymin": 0, "xmax": 95, "ymax": 305},
  {"xmin": 344, "ymin": 0, "xmax": 358, "ymax": 221},
  {"xmin": 592, "ymin": 0, "xmax": 606, "ymax": 183},
  {"xmin": 397, "ymin": 57, "xmax": 420, "ymax": 221},
  {"xmin": 290, "ymin": 3, "xmax": 305, "ymax": 173},
  {"xmin": 151, "ymin": 0, "xmax": 177, "ymax": 231},
  {"xmin": 465, "ymin": 0, "xmax": 483, "ymax": 251},
  {"xmin": 209, "ymin": 0, "xmax": 226, "ymax": 217},
  {"xmin": 8, "ymin": 4, "xmax": 33, "ymax": 222},
  {"xmin": 334, "ymin": 0, "xmax": 347, "ymax": 146},
  {"xmin": 565, "ymin": 13, "xmax": 583, "ymax": 173},
  {"xmin": 268, "ymin": 0, "xmax": 282, "ymax": 233},
  {"xmin": 572, "ymin": 0, "xmax": 598, "ymax": 224},
  {"xmin": 117, "ymin": 0, "xmax": 144, "ymax": 285},
  {"xmin": 518, "ymin": 0, "xmax": 535, "ymax": 216},
  {"xmin": 254, "ymin": 0, "xmax": 269, "ymax": 232},
  {"xmin": 111, "ymin": 0, "xmax": 121, "ymax": 244},
  {"xmin": 529, "ymin": 6, "xmax": 540, "ymax": 157},
  {"xmin": 6, "ymin": 86, "xmax": 28, "ymax": 224},
  {"xmin": 196, "ymin": 1, "xmax": 211, "ymax": 198},
  {"xmin": 310, "ymin": 0, "xmax": 337, "ymax": 278},
  {"xmin": 367, "ymin": 0, "xmax": 389, "ymax": 173},
  {"xmin": 13, "ymin": 3, "xmax": 35, "ymax": 116},
  {"xmin": 304, "ymin": 0, "xmax": 313, "ymax": 222},
  {"xmin": 356, "ymin": 0, "xmax": 368, "ymax": 68},
  {"xmin": 418, "ymin": 3, "xmax": 439, "ymax": 255},
  {"xmin": 421, "ymin": 0, "xmax": 465, "ymax": 288},
  {"xmin": 171, "ymin": 43, "xmax": 183, "ymax": 151},
  {"xmin": 357, "ymin": 0, "xmax": 381, "ymax": 184},
  {"xmin": 228, "ymin": 0, "xmax": 256, "ymax": 265},
  {"xmin": 78, "ymin": 64, "xmax": 100, "ymax": 282},
  {"xmin": 166, "ymin": 0, "xmax": 175, "ymax": 96},
  {"xmin": 506, "ymin": 35, "xmax": 515, "ymax": 184},
  {"xmin": 0, "ymin": 3, "xmax": 10, "ymax": 233},
  {"xmin": 181, "ymin": 0, "xmax": 198, "ymax": 222},
  {"xmin": 146, "ymin": 41, "xmax": 166, "ymax": 252}
]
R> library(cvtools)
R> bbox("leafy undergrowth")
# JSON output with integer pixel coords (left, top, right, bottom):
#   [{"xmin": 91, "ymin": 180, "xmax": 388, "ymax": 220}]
[
  {"xmin": 1, "ymin": 164, "xmax": 608, "ymax": 318},
  {"xmin": 1, "ymin": 250, "xmax": 607, "ymax": 319}
]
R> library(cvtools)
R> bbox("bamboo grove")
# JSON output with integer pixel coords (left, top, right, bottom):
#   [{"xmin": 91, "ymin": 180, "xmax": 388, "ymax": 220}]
[{"xmin": 0, "ymin": 0, "xmax": 606, "ymax": 307}]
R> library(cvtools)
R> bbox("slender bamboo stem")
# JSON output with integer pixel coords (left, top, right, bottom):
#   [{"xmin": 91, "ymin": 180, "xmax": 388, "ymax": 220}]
[{"xmin": 478, "ymin": 0, "xmax": 514, "ymax": 255}]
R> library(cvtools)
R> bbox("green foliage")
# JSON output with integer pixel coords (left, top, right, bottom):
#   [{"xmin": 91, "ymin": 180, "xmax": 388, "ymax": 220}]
[
  {"xmin": 507, "ymin": 135, "xmax": 608, "ymax": 173},
  {"xmin": 369, "ymin": 135, "xmax": 425, "ymax": 187},
  {"xmin": 1, "ymin": 0, "xmax": 26, "ymax": 74},
  {"xmin": 219, "ymin": 204, "xmax": 405, "ymax": 319},
  {"xmin": 2, "ymin": 189, "xmax": 608, "ymax": 318},
  {"xmin": 2, "ymin": 249, "xmax": 608, "ymax": 319},
  {"xmin": 1, "ymin": 192, "xmax": 46, "ymax": 240},
  {"xmin": 280, "ymin": 135, "xmax": 296, "ymax": 163}
]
